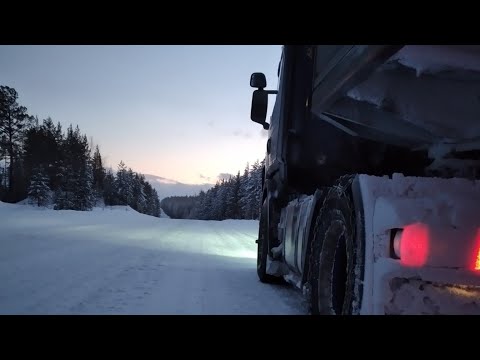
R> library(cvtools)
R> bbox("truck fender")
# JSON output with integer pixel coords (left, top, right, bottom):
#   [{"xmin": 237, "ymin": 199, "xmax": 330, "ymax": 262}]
[{"xmin": 301, "ymin": 188, "xmax": 328, "ymax": 285}]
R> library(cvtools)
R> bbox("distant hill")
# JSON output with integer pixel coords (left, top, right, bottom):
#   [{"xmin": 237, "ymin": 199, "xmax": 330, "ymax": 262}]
[{"xmin": 143, "ymin": 174, "xmax": 213, "ymax": 201}]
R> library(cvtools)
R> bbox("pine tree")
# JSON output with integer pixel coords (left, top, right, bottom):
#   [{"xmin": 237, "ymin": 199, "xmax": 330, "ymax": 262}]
[
  {"xmin": 192, "ymin": 190, "xmax": 206, "ymax": 219},
  {"xmin": 28, "ymin": 168, "xmax": 51, "ymax": 207},
  {"xmin": 91, "ymin": 145, "xmax": 105, "ymax": 204},
  {"xmin": 54, "ymin": 165, "xmax": 76, "ymax": 210},
  {"xmin": 77, "ymin": 135, "xmax": 94, "ymax": 210},
  {"xmin": 0, "ymin": 85, "xmax": 34, "ymax": 202},
  {"xmin": 115, "ymin": 161, "xmax": 133, "ymax": 206},
  {"xmin": 23, "ymin": 118, "xmax": 62, "ymax": 193},
  {"xmin": 126, "ymin": 168, "xmax": 135, "ymax": 207},
  {"xmin": 143, "ymin": 181, "xmax": 154, "ymax": 215},
  {"xmin": 212, "ymin": 180, "xmax": 229, "ymax": 220},
  {"xmin": 75, "ymin": 158, "xmax": 94, "ymax": 210},
  {"xmin": 152, "ymin": 189, "xmax": 161, "ymax": 217},
  {"xmin": 54, "ymin": 126, "xmax": 93, "ymax": 210},
  {"xmin": 142, "ymin": 181, "xmax": 161, "ymax": 217},
  {"xmin": 225, "ymin": 172, "xmax": 241, "ymax": 219},
  {"xmin": 243, "ymin": 160, "xmax": 263, "ymax": 219},
  {"xmin": 103, "ymin": 169, "xmax": 117, "ymax": 206},
  {"xmin": 132, "ymin": 173, "xmax": 147, "ymax": 213},
  {"xmin": 238, "ymin": 163, "xmax": 250, "ymax": 219},
  {"xmin": 200, "ymin": 188, "xmax": 213, "ymax": 220}
]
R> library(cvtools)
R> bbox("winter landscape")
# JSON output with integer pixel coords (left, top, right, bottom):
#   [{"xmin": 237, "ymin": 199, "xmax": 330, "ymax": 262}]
[
  {"xmin": 0, "ymin": 45, "xmax": 306, "ymax": 315},
  {"xmin": 3, "ymin": 45, "xmax": 480, "ymax": 315},
  {"xmin": 0, "ymin": 81, "xmax": 302, "ymax": 314}
]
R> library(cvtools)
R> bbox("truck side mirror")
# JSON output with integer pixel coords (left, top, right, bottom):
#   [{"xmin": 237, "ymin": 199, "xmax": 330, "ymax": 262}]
[
  {"xmin": 250, "ymin": 73, "xmax": 267, "ymax": 89},
  {"xmin": 251, "ymin": 90, "xmax": 269, "ymax": 130}
]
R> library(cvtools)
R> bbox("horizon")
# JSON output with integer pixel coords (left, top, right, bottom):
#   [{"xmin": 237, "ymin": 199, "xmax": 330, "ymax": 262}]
[{"xmin": 0, "ymin": 45, "xmax": 281, "ymax": 185}]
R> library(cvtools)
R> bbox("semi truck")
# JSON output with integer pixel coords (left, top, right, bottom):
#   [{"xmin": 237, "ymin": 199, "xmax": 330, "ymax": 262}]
[{"xmin": 249, "ymin": 45, "xmax": 480, "ymax": 315}]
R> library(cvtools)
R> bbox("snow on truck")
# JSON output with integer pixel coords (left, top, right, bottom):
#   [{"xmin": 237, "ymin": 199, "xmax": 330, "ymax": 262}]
[{"xmin": 249, "ymin": 45, "xmax": 480, "ymax": 315}]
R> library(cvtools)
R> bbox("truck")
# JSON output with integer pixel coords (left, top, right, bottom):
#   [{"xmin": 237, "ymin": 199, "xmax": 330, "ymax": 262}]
[{"xmin": 249, "ymin": 45, "xmax": 480, "ymax": 315}]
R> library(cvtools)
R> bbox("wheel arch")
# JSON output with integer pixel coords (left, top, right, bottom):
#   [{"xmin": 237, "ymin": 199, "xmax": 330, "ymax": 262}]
[{"xmin": 301, "ymin": 188, "xmax": 328, "ymax": 286}]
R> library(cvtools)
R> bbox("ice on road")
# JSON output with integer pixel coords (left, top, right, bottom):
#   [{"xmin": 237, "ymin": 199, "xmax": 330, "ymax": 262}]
[{"xmin": 0, "ymin": 203, "xmax": 307, "ymax": 314}]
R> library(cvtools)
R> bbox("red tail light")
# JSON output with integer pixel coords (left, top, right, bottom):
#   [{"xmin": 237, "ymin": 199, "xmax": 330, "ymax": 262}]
[
  {"xmin": 392, "ymin": 223, "xmax": 430, "ymax": 267},
  {"xmin": 473, "ymin": 229, "xmax": 480, "ymax": 272}
]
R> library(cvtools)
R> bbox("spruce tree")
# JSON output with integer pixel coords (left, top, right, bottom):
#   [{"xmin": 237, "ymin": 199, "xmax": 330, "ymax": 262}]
[
  {"xmin": 28, "ymin": 168, "xmax": 51, "ymax": 207},
  {"xmin": 91, "ymin": 145, "xmax": 105, "ymax": 204}
]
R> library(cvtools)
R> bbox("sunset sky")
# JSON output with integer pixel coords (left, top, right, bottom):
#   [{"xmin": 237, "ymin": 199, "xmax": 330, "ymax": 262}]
[{"xmin": 0, "ymin": 45, "xmax": 282, "ymax": 184}]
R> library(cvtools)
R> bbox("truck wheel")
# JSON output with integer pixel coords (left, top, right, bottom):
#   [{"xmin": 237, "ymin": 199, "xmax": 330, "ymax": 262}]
[
  {"xmin": 308, "ymin": 180, "xmax": 360, "ymax": 314},
  {"xmin": 257, "ymin": 199, "xmax": 283, "ymax": 284}
]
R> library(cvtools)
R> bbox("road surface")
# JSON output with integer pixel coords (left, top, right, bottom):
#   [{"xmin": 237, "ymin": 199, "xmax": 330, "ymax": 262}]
[{"xmin": 0, "ymin": 203, "xmax": 308, "ymax": 314}]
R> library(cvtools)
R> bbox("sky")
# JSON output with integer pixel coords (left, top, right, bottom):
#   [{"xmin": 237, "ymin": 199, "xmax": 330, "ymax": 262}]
[{"xmin": 0, "ymin": 45, "xmax": 282, "ymax": 185}]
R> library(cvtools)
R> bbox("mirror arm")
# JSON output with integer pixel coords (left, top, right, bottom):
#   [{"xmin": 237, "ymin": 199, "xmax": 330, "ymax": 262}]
[{"xmin": 260, "ymin": 90, "xmax": 276, "ymax": 130}]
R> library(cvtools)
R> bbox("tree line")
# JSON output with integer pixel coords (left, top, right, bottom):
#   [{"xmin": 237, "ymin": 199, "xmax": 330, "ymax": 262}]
[
  {"xmin": 0, "ymin": 85, "xmax": 161, "ymax": 217},
  {"xmin": 161, "ymin": 160, "xmax": 264, "ymax": 220}
]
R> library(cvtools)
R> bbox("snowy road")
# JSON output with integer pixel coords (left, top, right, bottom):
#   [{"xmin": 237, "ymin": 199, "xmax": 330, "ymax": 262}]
[{"xmin": 0, "ymin": 203, "xmax": 307, "ymax": 314}]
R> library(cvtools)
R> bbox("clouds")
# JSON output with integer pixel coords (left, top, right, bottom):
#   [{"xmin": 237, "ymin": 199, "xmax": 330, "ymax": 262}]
[
  {"xmin": 198, "ymin": 172, "xmax": 237, "ymax": 184},
  {"xmin": 199, "ymin": 173, "xmax": 212, "ymax": 182}
]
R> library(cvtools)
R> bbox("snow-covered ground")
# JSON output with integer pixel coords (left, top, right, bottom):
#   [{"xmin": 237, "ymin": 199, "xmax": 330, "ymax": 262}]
[{"xmin": 0, "ymin": 202, "xmax": 307, "ymax": 315}]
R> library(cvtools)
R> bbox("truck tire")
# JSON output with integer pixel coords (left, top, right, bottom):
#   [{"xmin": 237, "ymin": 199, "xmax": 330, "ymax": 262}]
[
  {"xmin": 308, "ymin": 178, "xmax": 361, "ymax": 314},
  {"xmin": 257, "ymin": 199, "xmax": 283, "ymax": 284}
]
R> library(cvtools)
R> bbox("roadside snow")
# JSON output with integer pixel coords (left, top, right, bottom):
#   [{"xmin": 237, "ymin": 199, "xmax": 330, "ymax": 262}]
[{"xmin": 0, "ymin": 202, "xmax": 307, "ymax": 315}]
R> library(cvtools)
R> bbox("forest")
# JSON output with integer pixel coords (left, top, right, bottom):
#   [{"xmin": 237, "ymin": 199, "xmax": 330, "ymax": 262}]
[
  {"xmin": 161, "ymin": 160, "xmax": 264, "ymax": 220},
  {"xmin": 0, "ymin": 85, "xmax": 161, "ymax": 217}
]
